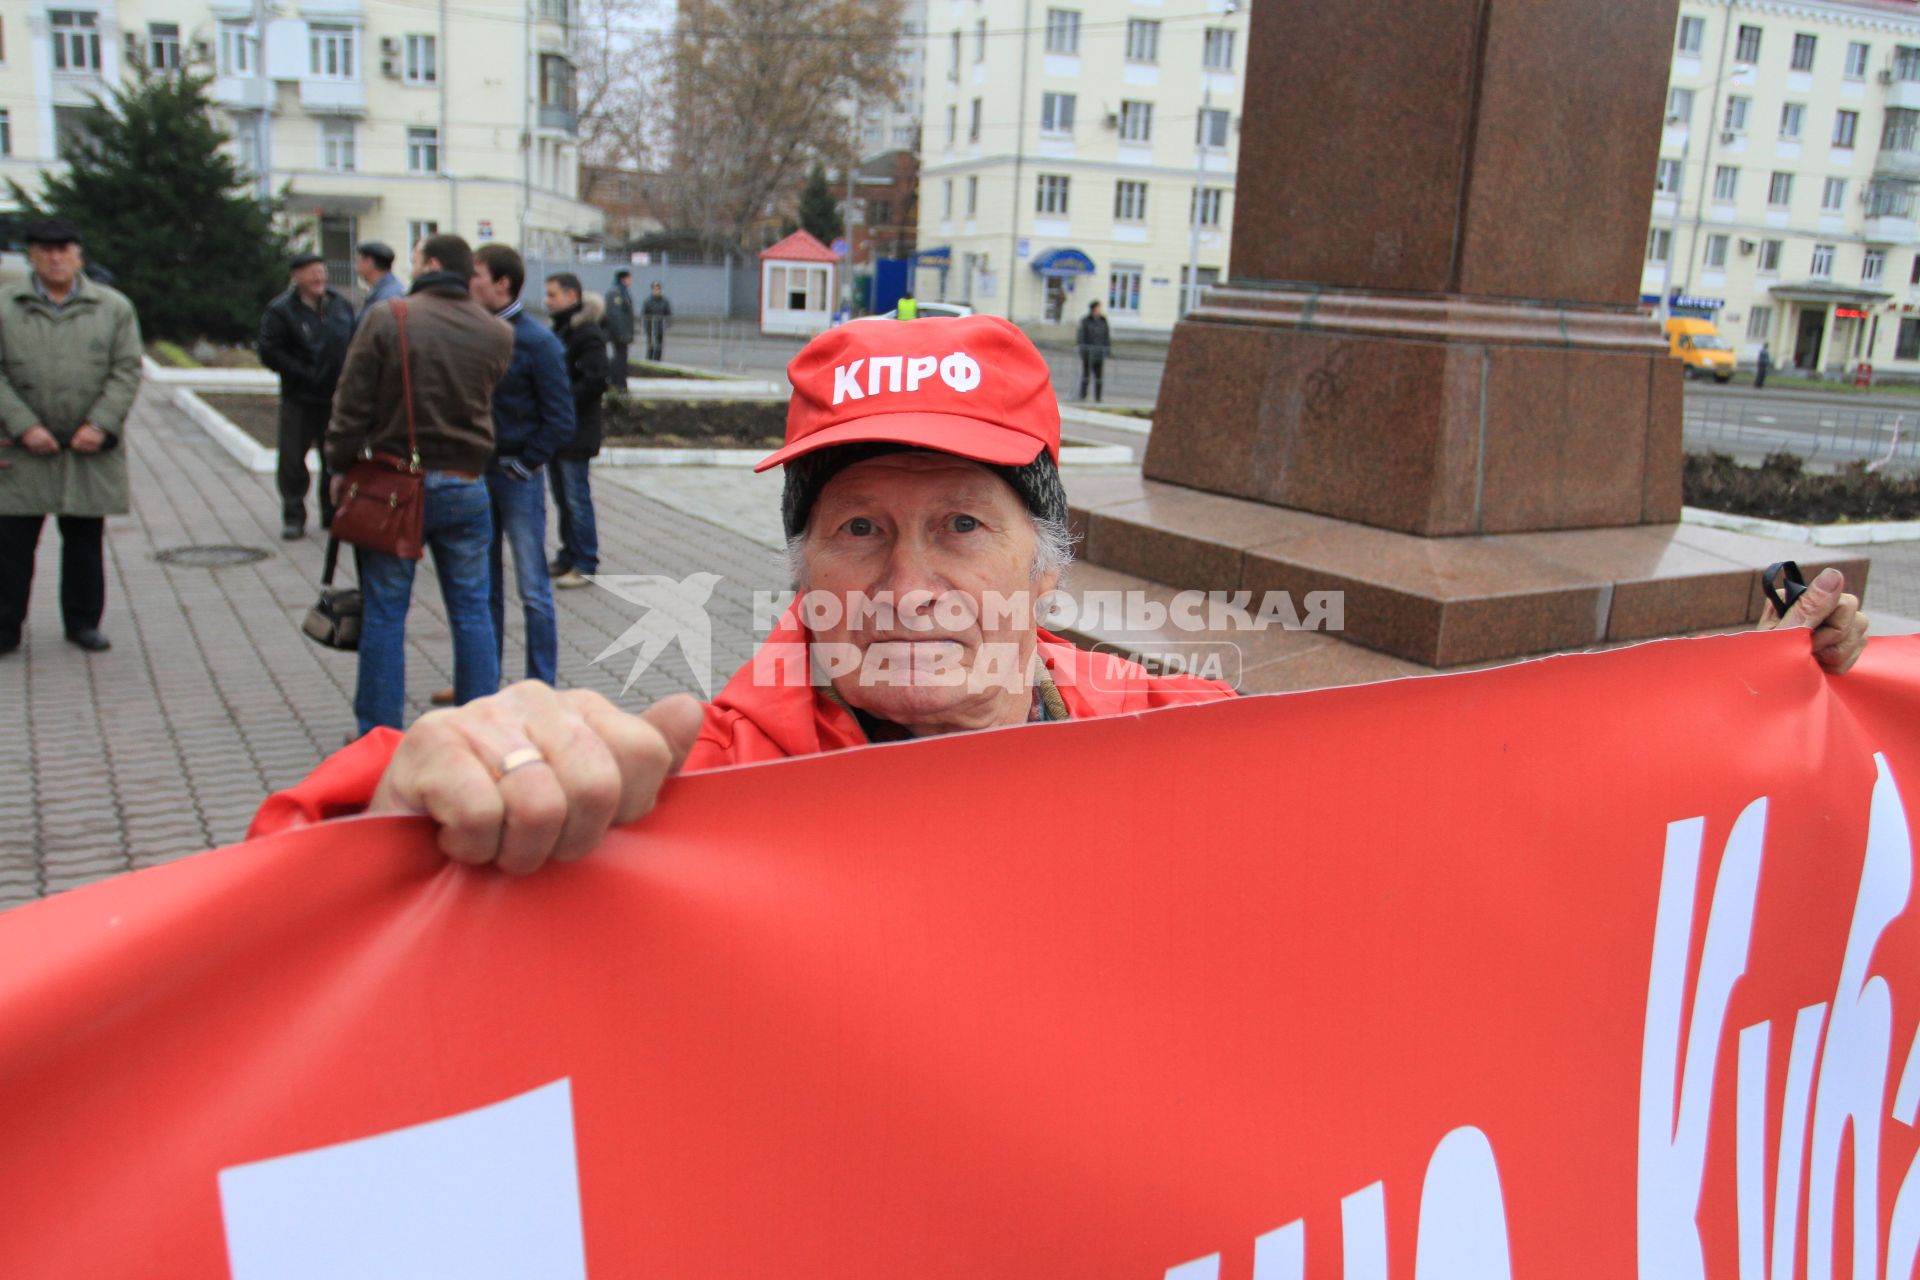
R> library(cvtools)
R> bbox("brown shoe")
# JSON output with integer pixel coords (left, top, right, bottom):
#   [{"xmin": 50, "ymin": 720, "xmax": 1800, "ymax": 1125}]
[
  {"xmin": 429, "ymin": 687, "xmax": 456, "ymax": 706},
  {"xmin": 552, "ymin": 569, "xmax": 591, "ymax": 589}
]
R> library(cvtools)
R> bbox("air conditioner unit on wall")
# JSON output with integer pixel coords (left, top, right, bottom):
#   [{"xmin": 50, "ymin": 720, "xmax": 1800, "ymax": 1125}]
[
  {"xmin": 1720, "ymin": 130, "xmax": 1739, "ymax": 144},
  {"xmin": 1102, "ymin": 112, "xmax": 1118, "ymax": 130},
  {"xmin": 1882, "ymin": 69, "xmax": 1896, "ymax": 84},
  {"xmin": 382, "ymin": 58, "xmax": 399, "ymax": 78},
  {"xmin": 381, "ymin": 36, "xmax": 399, "ymax": 54},
  {"xmin": 1738, "ymin": 238, "xmax": 1757, "ymax": 254}
]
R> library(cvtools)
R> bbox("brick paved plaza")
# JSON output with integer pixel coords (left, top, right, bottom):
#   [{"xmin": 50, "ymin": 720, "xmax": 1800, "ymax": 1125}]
[{"xmin": 2, "ymin": 386, "xmax": 1914, "ymax": 910}]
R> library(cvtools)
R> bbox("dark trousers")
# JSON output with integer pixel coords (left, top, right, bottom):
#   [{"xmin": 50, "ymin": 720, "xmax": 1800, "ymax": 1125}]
[
  {"xmin": 277, "ymin": 399, "xmax": 335, "ymax": 528},
  {"xmin": 1756, "ymin": 364, "xmax": 1770, "ymax": 389},
  {"xmin": 0, "ymin": 514, "xmax": 105, "ymax": 640},
  {"xmin": 644, "ymin": 326, "xmax": 665, "ymax": 362},
  {"xmin": 609, "ymin": 340, "xmax": 630, "ymax": 390},
  {"xmin": 1078, "ymin": 353, "xmax": 1105, "ymax": 402}
]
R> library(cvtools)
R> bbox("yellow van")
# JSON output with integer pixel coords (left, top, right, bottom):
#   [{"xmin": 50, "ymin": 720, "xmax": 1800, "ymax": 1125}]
[{"xmin": 1663, "ymin": 317, "xmax": 1736, "ymax": 382}]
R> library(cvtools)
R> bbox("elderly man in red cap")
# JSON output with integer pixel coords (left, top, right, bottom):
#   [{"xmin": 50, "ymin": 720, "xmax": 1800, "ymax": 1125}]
[{"xmin": 251, "ymin": 317, "xmax": 1871, "ymax": 871}]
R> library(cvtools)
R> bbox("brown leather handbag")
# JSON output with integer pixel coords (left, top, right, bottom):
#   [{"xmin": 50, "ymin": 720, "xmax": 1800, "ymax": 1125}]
[{"xmin": 330, "ymin": 299, "xmax": 425, "ymax": 560}]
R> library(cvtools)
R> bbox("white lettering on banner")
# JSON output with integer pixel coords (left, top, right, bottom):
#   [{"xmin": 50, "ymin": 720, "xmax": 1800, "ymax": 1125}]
[
  {"xmin": 833, "ymin": 359, "xmax": 866, "ymax": 404},
  {"xmin": 829, "ymin": 352, "xmax": 982, "ymax": 405},
  {"xmin": 1162, "ymin": 1127, "xmax": 1514, "ymax": 1279},
  {"xmin": 1638, "ymin": 753, "xmax": 1917, "ymax": 1280}
]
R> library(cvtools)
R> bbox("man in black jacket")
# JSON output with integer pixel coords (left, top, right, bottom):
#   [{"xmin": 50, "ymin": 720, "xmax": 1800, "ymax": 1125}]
[
  {"xmin": 545, "ymin": 272, "xmax": 611, "ymax": 589},
  {"xmin": 1076, "ymin": 300, "xmax": 1111, "ymax": 404},
  {"xmin": 259, "ymin": 253, "xmax": 356, "ymax": 539}
]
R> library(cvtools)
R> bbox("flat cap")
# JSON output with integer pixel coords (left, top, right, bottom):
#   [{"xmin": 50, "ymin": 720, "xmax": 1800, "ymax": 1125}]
[
  {"xmin": 289, "ymin": 252, "xmax": 326, "ymax": 271},
  {"xmin": 22, "ymin": 218, "xmax": 81, "ymax": 246},
  {"xmin": 355, "ymin": 241, "xmax": 395, "ymax": 270}
]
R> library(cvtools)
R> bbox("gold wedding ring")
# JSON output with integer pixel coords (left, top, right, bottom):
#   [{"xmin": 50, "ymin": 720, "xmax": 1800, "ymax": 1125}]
[{"xmin": 495, "ymin": 746, "xmax": 549, "ymax": 780}]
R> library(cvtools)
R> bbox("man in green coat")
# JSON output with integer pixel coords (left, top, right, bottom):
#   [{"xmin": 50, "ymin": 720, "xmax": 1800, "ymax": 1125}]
[{"xmin": 0, "ymin": 218, "xmax": 144, "ymax": 654}]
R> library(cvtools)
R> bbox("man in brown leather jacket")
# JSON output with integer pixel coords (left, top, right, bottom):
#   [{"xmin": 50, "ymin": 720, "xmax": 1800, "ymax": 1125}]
[{"xmin": 325, "ymin": 234, "xmax": 514, "ymax": 737}]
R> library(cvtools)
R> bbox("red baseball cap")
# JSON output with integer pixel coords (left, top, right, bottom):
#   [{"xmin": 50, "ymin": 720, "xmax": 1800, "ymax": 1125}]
[{"xmin": 755, "ymin": 314, "xmax": 1062, "ymax": 473}]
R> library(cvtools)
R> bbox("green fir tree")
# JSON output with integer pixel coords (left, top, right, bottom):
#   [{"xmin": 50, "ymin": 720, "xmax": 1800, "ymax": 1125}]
[
  {"xmin": 10, "ymin": 69, "xmax": 293, "ymax": 343},
  {"xmin": 796, "ymin": 163, "xmax": 844, "ymax": 247}
]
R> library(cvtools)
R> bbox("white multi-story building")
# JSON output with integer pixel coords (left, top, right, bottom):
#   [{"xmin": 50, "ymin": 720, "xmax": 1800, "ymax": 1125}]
[
  {"xmin": 857, "ymin": 0, "xmax": 926, "ymax": 156},
  {"xmin": 0, "ymin": 0, "xmax": 602, "ymax": 281},
  {"xmin": 915, "ymin": 0, "xmax": 1244, "ymax": 333},
  {"xmin": 1649, "ymin": 0, "xmax": 1920, "ymax": 375}
]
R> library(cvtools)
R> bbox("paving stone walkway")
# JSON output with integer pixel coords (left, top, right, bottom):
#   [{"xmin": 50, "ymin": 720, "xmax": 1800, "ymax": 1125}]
[{"xmin": 2, "ymin": 386, "xmax": 1910, "ymax": 910}]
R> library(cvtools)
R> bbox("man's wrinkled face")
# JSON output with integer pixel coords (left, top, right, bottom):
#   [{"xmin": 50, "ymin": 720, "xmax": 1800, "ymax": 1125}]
[
  {"xmin": 28, "ymin": 242, "xmax": 79, "ymax": 290},
  {"xmin": 292, "ymin": 262, "xmax": 329, "ymax": 298},
  {"xmin": 799, "ymin": 453, "xmax": 1057, "ymax": 732}
]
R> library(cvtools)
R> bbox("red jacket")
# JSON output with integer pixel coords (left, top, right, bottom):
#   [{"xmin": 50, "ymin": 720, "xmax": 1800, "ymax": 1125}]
[{"xmin": 247, "ymin": 608, "xmax": 1234, "ymax": 838}]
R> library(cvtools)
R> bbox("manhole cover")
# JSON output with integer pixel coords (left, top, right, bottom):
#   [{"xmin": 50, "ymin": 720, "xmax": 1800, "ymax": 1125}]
[{"xmin": 153, "ymin": 545, "xmax": 272, "ymax": 568}]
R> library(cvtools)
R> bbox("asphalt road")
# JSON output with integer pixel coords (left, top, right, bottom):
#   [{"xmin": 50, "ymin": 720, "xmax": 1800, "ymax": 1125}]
[{"xmin": 654, "ymin": 323, "xmax": 1915, "ymax": 471}]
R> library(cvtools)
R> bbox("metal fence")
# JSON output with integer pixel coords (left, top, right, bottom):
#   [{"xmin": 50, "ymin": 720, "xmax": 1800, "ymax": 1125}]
[
  {"xmin": 1683, "ymin": 396, "xmax": 1920, "ymax": 472},
  {"xmin": 518, "ymin": 256, "xmax": 758, "ymax": 319}
]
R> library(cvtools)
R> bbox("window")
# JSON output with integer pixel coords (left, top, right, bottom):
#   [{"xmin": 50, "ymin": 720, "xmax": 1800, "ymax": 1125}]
[
  {"xmin": 539, "ymin": 54, "xmax": 574, "ymax": 111},
  {"xmin": 1824, "ymin": 176, "xmax": 1848, "ymax": 210},
  {"xmin": 1704, "ymin": 234, "xmax": 1729, "ymax": 268},
  {"xmin": 945, "ymin": 105, "xmax": 956, "ymax": 146},
  {"xmin": 407, "ymin": 126, "xmax": 439, "ymax": 174},
  {"xmin": 1646, "ymin": 227, "xmax": 1671, "ymax": 263},
  {"xmin": 1114, "ymin": 179, "xmax": 1148, "ymax": 220},
  {"xmin": 1044, "ymin": 8, "xmax": 1079, "ymax": 55},
  {"xmin": 949, "ymin": 29, "xmax": 960, "ymax": 76},
  {"xmin": 1192, "ymin": 186, "xmax": 1223, "ymax": 226},
  {"xmin": 308, "ymin": 24, "xmax": 355, "ymax": 79},
  {"xmin": 53, "ymin": 104, "xmax": 99, "ymax": 160},
  {"xmin": 1118, "ymin": 100, "xmax": 1152, "ymax": 143},
  {"xmin": 1202, "ymin": 27, "xmax": 1234, "ymax": 70},
  {"xmin": 1791, "ymin": 33, "xmax": 1816, "ymax": 71},
  {"xmin": 1666, "ymin": 87, "xmax": 1694, "ymax": 122},
  {"xmin": 321, "ymin": 119, "xmax": 355, "ymax": 172},
  {"xmin": 1125, "ymin": 19, "xmax": 1158, "ymax": 63},
  {"xmin": 0, "ymin": 110, "xmax": 10, "ymax": 157},
  {"xmin": 1723, "ymin": 96, "xmax": 1749, "ymax": 133},
  {"xmin": 50, "ymin": 10, "xmax": 101, "ymax": 72},
  {"xmin": 232, "ymin": 128, "xmax": 258, "ymax": 177},
  {"xmin": 1812, "ymin": 243, "xmax": 1835, "ymax": 278},
  {"xmin": 404, "ymin": 34, "xmax": 437, "ymax": 84},
  {"xmin": 219, "ymin": 20, "xmax": 257, "ymax": 76},
  {"xmin": 1197, "ymin": 108, "xmax": 1229, "ymax": 148},
  {"xmin": 1835, "ymin": 109, "xmax": 1859, "ymax": 148},
  {"xmin": 1901, "ymin": 318, "xmax": 1920, "ymax": 361},
  {"xmin": 1768, "ymin": 172, "xmax": 1793, "ymax": 206},
  {"xmin": 974, "ymin": 18, "xmax": 986, "ymax": 61},
  {"xmin": 871, "ymin": 198, "xmax": 892, "ymax": 227},
  {"xmin": 941, "ymin": 178, "xmax": 952, "ymax": 218},
  {"xmin": 407, "ymin": 220, "xmax": 439, "ymax": 249},
  {"xmin": 1901, "ymin": 46, "xmax": 1920, "ymax": 82},
  {"xmin": 1759, "ymin": 239, "xmax": 1783, "ymax": 271},
  {"xmin": 1780, "ymin": 103, "xmax": 1804, "ymax": 140},
  {"xmin": 1676, "ymin": 16, "xmax": 1704, "ymax": 55},
  {"xmin": 1041, "ymin": 91, "xmax": 1075, "ymax": 134},
  {"xmin": 1655, "ymin": 158, "xmax": 1682, "ymax": 194},
  {"xmin": 536, "ymin": 0, "xmax": 568, "ymax": 21},
  {"xmin": 1712, "ymin": 165, "xmax": 1737, "ymax": 201},
  {"xmin": 148, "ymin": 22, "xmax": 180, "ymax": 71},
  {"xmin": 1035, "ymin": 173, "xmax": 1070, "ymax": 215},
  {"xmin": 1748, "ymin": 307, "xmax": 1773, "ymax": 341},
  {"xmin": 1736, "ymin": 24, "xmax": 1761, "ymax": 63},
  {"xmin": 1847, "ymin": 41, "xmax": 1870, "ymax": 79},
  {"xmin": 1107, "ymin": 265, "xmax": 1143, "ymax": 313},
  {"xmin": 1865, "ymin": 249, "xmax": 1886, "ymax": 283},
  {"xmin": 968, "ymin": 97, "xmax": 981, "ymax": 141},
  {"xmin": 1868, "ymin": 179, "xmax": 1915, "ymax": 217},
  {"xmin": 966, "ymin": 175, "xmax": 977, "ymax": 215},
  {"xmin": 1888, "ymin": 108, "xmax": 1920, "ymax": 152}
]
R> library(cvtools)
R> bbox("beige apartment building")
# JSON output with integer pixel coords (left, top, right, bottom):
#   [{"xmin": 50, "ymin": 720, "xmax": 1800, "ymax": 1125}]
[
  {"xmin": 0, "ymin": 0, "xmax": 601, "ymax": 283},
  {"xmin": 915, "ymin": 0, "xmax": 1244, "ymax": 334},
  {"xmin": 1650, "ymin": 0, "xmax": 1920, "ymax": 375}
]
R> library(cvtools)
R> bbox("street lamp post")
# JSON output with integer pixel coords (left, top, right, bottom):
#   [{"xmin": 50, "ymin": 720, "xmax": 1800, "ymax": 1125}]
[{"xmin": 1184, "ymin": 1, "xmax": 1238, "ymax": 320}]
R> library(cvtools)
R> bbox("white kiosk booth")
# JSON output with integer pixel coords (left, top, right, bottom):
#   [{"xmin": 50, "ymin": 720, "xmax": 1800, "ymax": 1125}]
[{"xmin": 759, "ymin": 231, "xmax": 841, "ymax": 337}]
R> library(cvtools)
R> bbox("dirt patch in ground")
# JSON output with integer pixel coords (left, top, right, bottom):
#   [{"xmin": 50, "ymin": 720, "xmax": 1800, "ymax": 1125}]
[
  {"xmin": 1684, "ymin": 451, "xmax": 1920, "ymax": 523},
  {"xmin": 201, "ymin": 392, "xmax": 281, "ymax": 448}
]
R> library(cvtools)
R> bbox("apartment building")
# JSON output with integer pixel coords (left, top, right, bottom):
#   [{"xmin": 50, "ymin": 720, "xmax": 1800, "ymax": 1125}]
[
  {"xmin": 0, "ymin": 0, "xmax": 602, "ymax": 284},
  {"xmin": 916, "ymin": 0, "xmax": 1244, "ymax": 332},
  {"xmin": 1648, "ymin": 0, "xmax": 1920, "ymax": 375}
]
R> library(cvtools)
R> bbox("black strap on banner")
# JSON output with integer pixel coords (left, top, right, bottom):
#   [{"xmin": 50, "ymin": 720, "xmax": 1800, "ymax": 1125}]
[
  {"xmin": 1762, "ymin": 560, "xmax": 1807, "ymax": 619},
  {"xmin": 321, "ymin": 535, "xmax": 341, "ymax": 588}
]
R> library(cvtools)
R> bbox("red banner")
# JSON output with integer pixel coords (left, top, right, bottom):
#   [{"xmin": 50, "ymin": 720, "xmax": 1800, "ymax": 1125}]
[{"xmin": 2, "ymin": 630, "xmax": 1919, "ymax": 1278}]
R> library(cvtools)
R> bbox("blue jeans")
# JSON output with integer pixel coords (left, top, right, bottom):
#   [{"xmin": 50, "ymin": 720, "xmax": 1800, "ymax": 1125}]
[
  {"xmin": 354, "ymin": 472, "xmax": 498, "ymax": 736},
  {"xmin": 487, "ymin": 464, "xmax": 558, "ymax": 684},
  {"xmin": 548, "ymin": 457, "xmax": 599, "ymax": 575}
]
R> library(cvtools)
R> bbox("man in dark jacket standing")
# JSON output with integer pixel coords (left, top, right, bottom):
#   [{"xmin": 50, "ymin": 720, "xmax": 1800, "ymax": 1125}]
[
  {"xmin": 641, "ymin": 281, "xmax": 672, "ymax": 362},
  {"xmin": 259, "ymin": 252, "xmax": 355, "ymax": 539},
  {"xmin": 1076, "ymin": 300, "xmax": 1111, "ymax": 403},
  {"xmin": 604, "ymin": 269, "xmax": 636, "ymax": 390},
  {"xmin": 468, "ymin": 244, "xmax": 574, "ymax": 693},
  {"xmin": 545, "ymin": 272, "xmax": 610, "ymax": 590},
  {"xmin": 326, "ymin": 234, "xmax": 513, "ymax": 735}
]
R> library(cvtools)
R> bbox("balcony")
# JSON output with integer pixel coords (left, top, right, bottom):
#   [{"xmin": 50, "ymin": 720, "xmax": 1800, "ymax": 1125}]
[
  {"xmin": 300, "ymin": 78, "xmax": 366, "ymax": 114},
  {"xmin": 211, "ymin": 74, "xmax": 273, "ymax": 111},
  {"xmin": 1866, "ymin": 181, "xmax": 1919, "ymax": 243},
  {"xmin": 1889, "ymin": 75, "xmax": 1920, "ymax": 112},
  {"xmin": 538, "ymin": 103, "xmax": 576, "ymax": 134}
]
